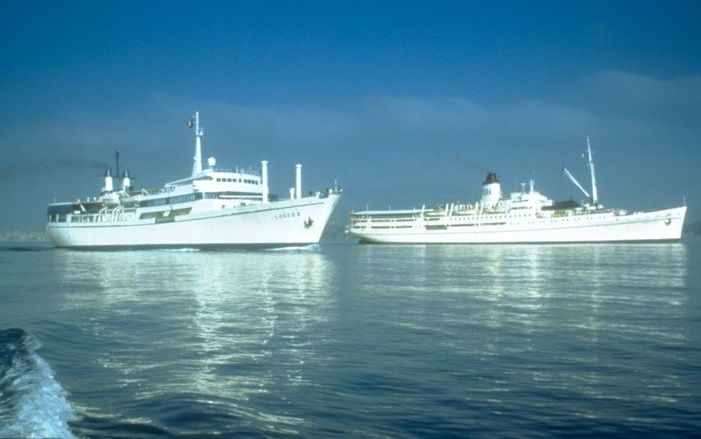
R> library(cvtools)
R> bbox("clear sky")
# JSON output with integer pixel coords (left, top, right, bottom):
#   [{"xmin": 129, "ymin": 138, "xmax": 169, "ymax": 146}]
[{"xmin": 1, "ymin": 0, "xmax": 700, "ymax": 230}]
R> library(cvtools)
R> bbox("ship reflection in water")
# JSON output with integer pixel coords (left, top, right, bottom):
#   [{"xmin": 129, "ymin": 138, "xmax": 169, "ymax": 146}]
[
  {"xmin": 45, "ymin": 242, "xmax": 694, "ymax": 437},
  {"xmin": 344, "ymin": 243, "xmax": 691, "ymax": 430},
  {"xmin": 52, "ymin": 248, "xmax": 337, "ymax": 435},
  {"xmin": 349, "ymin": 243, "xmax": 688, "ymax": 347}
]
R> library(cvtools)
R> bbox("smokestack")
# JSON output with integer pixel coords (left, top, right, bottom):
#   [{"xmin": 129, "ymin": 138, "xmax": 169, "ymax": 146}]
[
  {"xmin": 261, "ymin": 160, "xmax": 269, "ymax": 203},
  {"xmin": 295, "ymin": 163, "xmax": 302, "ymax": 200},
  {"xmin": 102, "ymin": 168, "xmax": 114, "ymax": 193},
  {"xmin": 121, "ymin": 169, "xmax": 131, "ymax": 192},
  {"xmin": 480, "ymin": 172, "xmax": 501, "ymax": 209},
  {"xmin": 289, "ymin": 187, "xmax": 295, "ymax": 199}
]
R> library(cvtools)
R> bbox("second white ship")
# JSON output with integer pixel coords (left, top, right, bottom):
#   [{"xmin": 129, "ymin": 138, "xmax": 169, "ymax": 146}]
[
  {"xmin": 348, "ymin": 138, "xmax": 686, "ymax": 244},
  {"xmin": 46, "ymin": 111, "xmax": 341, "ymax": 249}
]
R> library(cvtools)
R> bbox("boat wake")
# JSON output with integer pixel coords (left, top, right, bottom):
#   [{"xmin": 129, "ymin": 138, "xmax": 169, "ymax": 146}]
[
  {"xmin": 264, "ymin": 243, "xmax": 319, "ymax": 252},
  {"xmin": 152, "ymin": 248, "xmax": 202, "ymax": 253},
  {"xmin": 0, "ymin": 328, "xmax": 76, "ymax": 439}
]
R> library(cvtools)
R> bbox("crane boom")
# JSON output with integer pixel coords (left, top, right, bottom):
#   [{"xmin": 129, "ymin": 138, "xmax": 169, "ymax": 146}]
[{"xmin": 562, "ymin": 167, "xmax": 590, "ymax": 199}]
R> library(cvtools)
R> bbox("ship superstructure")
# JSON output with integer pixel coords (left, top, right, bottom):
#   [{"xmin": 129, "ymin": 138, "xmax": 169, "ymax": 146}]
[
  {"xmin": 348, "ymin": 138, "xmax": 686, "ymax": 244},
  {"xmin": 46, "ymin": 111, "xmax": 341, "ymax": 249}
]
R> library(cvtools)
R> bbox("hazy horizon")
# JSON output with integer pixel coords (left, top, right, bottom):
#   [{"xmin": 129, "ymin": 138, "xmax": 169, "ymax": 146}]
[{"xmin": 2, "ymin": 1, "xmax": 700, "ymax": 231}]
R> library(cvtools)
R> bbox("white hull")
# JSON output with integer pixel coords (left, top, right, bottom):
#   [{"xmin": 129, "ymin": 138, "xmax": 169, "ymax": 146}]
[
  {"xmin": 47, "ymin": 194, "xmax": 340, "ymax": 249},
  {"xmin": 350, "ymin": 206, "xmax": 686, "ymax": 244}
]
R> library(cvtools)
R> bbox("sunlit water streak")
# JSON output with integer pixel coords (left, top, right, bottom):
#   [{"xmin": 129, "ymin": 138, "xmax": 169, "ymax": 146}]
[{"xmin": 0, "ymin": 239, "xmax": 700, "ymax": 437}]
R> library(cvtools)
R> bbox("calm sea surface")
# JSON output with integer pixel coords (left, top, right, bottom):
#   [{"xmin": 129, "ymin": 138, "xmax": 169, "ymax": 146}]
[{"xmin": 1, "ymin": 238, "xmax": 700, "ymax": 438}]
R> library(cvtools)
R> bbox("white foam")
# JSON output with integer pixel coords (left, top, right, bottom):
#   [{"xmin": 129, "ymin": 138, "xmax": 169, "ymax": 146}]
[
  {"xmin": 264, "ymin": 244, "xmax": 319, "ymax": 252},
  {"xmin": 0, "ymin": 340, "xmax": 77, "ymax": 439},
  {"xmin": 153, "ymin": 248, "xmax": 201, "ymax": 252}
]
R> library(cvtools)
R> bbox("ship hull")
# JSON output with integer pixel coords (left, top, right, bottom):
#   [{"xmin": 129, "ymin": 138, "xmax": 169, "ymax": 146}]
[
  {"xmin": 350, "ymin": 206, "xmax": 686, "ymax": 244},
  {"xmin": 47, "ymin": 194, "xmax": 340, "ymax": 249}
]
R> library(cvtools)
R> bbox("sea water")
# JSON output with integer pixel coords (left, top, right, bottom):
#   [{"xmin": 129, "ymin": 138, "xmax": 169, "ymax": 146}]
[{"xmin": 1, "ymin": 238, "xmax": 700, "ymax": 437}]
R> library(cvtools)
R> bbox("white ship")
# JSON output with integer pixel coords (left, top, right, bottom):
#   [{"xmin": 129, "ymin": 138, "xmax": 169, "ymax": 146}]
[
  {"xmin": 46, "ymin": 111, "xmax": 341, "ymax": 249},
  {"xmin": 348, "ymin": 138, "xmax": 686, "ymax": 244}
]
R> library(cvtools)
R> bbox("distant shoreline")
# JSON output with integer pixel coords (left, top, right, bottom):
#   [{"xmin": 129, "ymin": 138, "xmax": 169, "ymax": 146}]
[{"xmin": 0, "ymin": 231, "xmax": 47, "ymax": 242}]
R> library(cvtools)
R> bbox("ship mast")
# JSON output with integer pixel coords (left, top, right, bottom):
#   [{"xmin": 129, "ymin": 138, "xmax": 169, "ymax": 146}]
[
  {"xmin": 191, "ymin": 111, "xmax": 204, "ymax": 176},
  {"xmin": 114, "ymin": 150, "xmax": 120, "ymax": 178},
  {"xmin": 586, "ymin": 135, "xmax": 598, "ymax": 205}
]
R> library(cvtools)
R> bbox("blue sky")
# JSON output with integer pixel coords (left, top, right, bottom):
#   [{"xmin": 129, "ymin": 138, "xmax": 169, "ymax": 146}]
[{"xmin": 1, "ymin": 1, "xmax": 700, "ymax": 230}]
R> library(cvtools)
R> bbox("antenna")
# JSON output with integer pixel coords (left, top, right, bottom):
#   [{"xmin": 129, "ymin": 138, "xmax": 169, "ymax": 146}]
[{"xmin": 586, "ymin": 136, "xmax": 598, "ymax": 205}]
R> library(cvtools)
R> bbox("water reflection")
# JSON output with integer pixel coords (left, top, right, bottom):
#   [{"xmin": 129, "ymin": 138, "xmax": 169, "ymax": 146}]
[
  {"xmin": 43, "ymin": 242, "xmax": 695, "ymax": 436},
  {"xmin": 349, "ymin": 243, "xmax": 687, "ymax": 317},
  {"xmin": 347, "ymin": 243, "xmax": 689, "ymax": 413},
  {"xmin": 50, "ymin": 248, "xmax": 337, "ymax": 432}
]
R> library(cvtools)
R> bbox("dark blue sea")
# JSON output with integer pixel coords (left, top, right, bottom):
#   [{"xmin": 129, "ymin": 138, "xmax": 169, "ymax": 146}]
[{"xmin": 1, "ymin": 237, "xmax": 700, "ymax": 438}]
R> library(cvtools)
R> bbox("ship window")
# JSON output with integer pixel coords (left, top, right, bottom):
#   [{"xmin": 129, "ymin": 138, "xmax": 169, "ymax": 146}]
[{"xmin": 168, "ymin": 194, "xmax": 196, "ymax": 204}]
